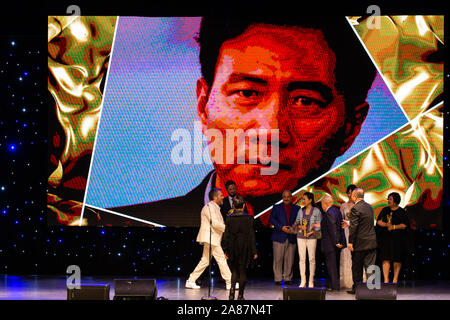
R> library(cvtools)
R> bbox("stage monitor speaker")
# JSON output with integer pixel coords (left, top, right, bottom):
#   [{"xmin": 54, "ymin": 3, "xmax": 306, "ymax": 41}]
[
  {"xmin": 355, "ymin": 283, "xmax": 397, "ymax": 300},
  {"xmin": 67, "ymin": 283, "xmax": 110, "ymax": 300},
  {"xmin": 113, "ymin": 279, "xmax": 157, "ymax": 300},
  {"xmin": 283, "ymin": 287, "xmax": 326, "ymax": 300}
]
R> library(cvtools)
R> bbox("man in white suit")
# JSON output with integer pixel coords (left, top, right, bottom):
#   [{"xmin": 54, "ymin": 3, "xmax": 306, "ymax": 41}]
[{"xmin": 186, "ymin": 188, "xmax": 232, "ymax": 289}]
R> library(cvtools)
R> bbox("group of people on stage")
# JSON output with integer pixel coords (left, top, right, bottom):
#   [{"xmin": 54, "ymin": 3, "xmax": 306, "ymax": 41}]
[{"xmin": 185, "ymin": 180, "xmax": 411, "ymax": 299}]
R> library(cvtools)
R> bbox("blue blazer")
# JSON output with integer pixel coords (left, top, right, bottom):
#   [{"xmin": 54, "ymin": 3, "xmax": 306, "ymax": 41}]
[
  {"xmin": 269, "ymin": 203, "xmax": 300, "ymax": 244},
  {"xmin": 321, "ymin": 205, "xmax": 347, "ymax": 253}
]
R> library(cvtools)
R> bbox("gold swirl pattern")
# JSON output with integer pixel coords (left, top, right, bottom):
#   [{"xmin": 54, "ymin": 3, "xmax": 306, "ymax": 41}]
[
  {"xmin": 48, "ymin": 16, "xmax": 117, "ymax": 225},
  {"xmin": 351, "ymin": 16, "xmax": 443, "ymax": 119}
]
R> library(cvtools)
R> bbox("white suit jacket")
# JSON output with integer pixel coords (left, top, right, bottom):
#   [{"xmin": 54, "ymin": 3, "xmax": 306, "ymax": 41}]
[{"xmin": 196, "ymin": 201, "xmax": 225, "ymax": 246}]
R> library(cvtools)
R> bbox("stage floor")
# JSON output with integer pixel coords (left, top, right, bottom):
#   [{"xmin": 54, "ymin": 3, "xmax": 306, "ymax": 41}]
[{"xmin": 1, "ymin": 275, "xmax": 449, "ymax": 300}]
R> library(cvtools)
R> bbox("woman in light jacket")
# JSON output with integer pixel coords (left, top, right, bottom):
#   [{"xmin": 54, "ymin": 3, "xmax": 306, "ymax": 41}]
[{"xmin": 294, "ymin": 192, "xmax": 321, "ymax": 288}]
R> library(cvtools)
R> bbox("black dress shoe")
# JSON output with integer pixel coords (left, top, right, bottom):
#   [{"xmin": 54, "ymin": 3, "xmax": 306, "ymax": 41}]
[
  {"xmin": 274, "ymin": 281, "xmax": 282, "ymax": 285},
  {"xmin": 284, "ymin": 281, "xmax": 293, "ymax": 285},
  {"xmin": 347, "ymin": 290, "xmax": 355, "ymax": 294},
  {"xmin": 229, "ymin": 288, "xmax": 235, "ymax": 300}
]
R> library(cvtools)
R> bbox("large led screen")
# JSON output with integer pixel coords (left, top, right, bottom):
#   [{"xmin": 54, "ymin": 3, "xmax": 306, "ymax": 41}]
[{"xmin": 47, "ymin": 16, "xmax": 443, "ymax": 228}]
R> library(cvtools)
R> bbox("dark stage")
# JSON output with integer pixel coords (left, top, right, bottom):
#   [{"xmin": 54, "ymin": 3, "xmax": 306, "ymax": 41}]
[{"xmin": 1, "ymin": 275, "xmax": 449, "ymax": 300}]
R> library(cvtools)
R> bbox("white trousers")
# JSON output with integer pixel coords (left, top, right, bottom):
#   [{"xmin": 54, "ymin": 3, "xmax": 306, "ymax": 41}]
[
  {"xmin": 297, "ymin": 238, "xmax": 317, "ymax": 282},
  {"xmin": 188, "ymin": 243, "xmax": 231, "ymax": 285}
]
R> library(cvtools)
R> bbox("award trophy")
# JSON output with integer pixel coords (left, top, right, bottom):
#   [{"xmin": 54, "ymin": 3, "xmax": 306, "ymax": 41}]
[
  {"xmin": 387, "ymin": 213, "xmax": 392, "ymax": 224},
  {"xmin": 302, "ymin": 219, "xmax": 308, "ymax": 237}
]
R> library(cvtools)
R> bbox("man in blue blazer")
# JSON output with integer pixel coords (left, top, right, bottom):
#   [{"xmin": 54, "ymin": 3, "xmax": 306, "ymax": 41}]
[
  {"xmin": 321, "ymin": 195, "xmax": 346, "ymax": 291},
  {"xmin": 269, "ymin": 190, "xmax": 300, "ymax": 285}
]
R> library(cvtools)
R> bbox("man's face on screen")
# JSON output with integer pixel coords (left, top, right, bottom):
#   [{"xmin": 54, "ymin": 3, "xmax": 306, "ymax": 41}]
[{"xmin": 198, "ymin": 24, "xmax": 354, "ymax": 198}]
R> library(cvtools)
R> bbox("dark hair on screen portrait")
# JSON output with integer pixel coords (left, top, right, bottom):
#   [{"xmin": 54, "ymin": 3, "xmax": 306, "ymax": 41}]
[
  {"xmin": 209, "ymin": 188, "xmax": 222, "ymax": 201},
  {"xmin": 196, "ymin": 15, "xmax": 376, "ymax": 110},
  {"xmin": 388, "ymin": 192, "xmax": 401, "ymax": 205}
]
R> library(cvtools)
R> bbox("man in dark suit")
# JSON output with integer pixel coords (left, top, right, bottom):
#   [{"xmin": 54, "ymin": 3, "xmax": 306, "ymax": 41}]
[
  {"xmin": 220, "ymin": 180, "xmax": 238, "ymax": 221},
  {"xmin": 269, "ymin": 190, "xmax": 299, "ymax": 285},
  {"xmin": 347, "ymin": 188, "xmax": 377, "ymax": 294},
  {"xmin": 320, "ymin": 195, "xmax": 346, "ymax": 291}
]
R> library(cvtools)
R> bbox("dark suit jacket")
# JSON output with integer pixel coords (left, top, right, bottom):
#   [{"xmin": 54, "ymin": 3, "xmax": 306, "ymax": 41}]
[
  {"xmin": 349, "ymin": 200, "xmax": 377, "ymax": 251},
  {"xmin": 220, "ymin": 196, "xmax": 234, "ymax": 221},
  {"xmin": 269, "ymin": 203, "xmax": 300, "ymax": 244},
  {"xmin": 85, "ymin": 171, "xmax": 215, "ymax": 227},
  {"xmin": 321, "ymin": 205, "xmax": 346, "ymax": 253}
]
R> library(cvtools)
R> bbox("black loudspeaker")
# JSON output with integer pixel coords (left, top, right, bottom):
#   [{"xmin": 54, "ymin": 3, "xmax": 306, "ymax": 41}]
[
  {"xmin": 283, "ymin": 287, "xmax": 326, "ymax": 300},
  {"xmin": 113, "ymin": 279, "xmax": 157, "ymax": 300},
  {"xmin": 355, "ymin": 283, "xmax": 397, "ymax": 300},
  {"xmin": 67, "ymin": 283, "xmax": 110, "ymax": 300}
]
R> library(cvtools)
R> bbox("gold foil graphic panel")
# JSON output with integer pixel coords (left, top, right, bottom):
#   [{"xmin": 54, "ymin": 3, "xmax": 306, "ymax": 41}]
[
  {"xmin": 351, "ymin": 16, "xmax": 443, "ymax": 120},
  {"xmin": 48, "ymin": 16, "xmax": 117, "ymax": 226}
]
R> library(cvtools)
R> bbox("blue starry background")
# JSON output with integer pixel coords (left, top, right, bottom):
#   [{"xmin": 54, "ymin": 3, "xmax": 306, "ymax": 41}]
[{"xmin": 0, "ymin": 10, "xmax": 449, "ymax": 283}]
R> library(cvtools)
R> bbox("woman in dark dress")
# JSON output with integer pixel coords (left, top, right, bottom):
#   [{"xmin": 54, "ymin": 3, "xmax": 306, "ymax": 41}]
[
  {"xmin": 222, "ymin": 196, "xmax": 257, "ymax": 300},
  {"xmin": 376, "ymin": 192, "xmax": 410, "ymax": 283}
]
